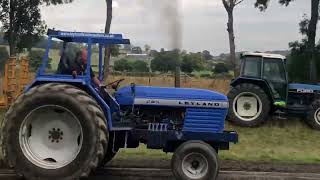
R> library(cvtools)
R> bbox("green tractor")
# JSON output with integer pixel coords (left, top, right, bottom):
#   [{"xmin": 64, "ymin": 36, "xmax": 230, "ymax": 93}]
[{"xmin": 227, "ymin": 52, "xmax": 320, "ymax": 129}]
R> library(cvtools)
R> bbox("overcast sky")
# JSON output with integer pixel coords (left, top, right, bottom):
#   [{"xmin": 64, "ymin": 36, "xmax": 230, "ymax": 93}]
[{"xmin": 41, "ymin": 0, "xmax": 319, "ymax": 55}]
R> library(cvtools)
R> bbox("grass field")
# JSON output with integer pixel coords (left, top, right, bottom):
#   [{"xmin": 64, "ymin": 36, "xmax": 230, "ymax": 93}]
[
  {"xmin": 0, "ymin": 75, "xmax": 320, "ymax": 164},
  {"xmin": 114, "ymin": 119, "xmax": 320, "ymax": 163}
]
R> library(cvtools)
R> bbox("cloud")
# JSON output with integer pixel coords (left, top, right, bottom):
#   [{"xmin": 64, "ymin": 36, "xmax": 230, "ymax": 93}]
[
  {"xmin": 41, "ymin": 0, "xmax": 318, "ymax": 54},
  {"xmin": 113, "ymin": 1, "xmax": 119, "ymax": 8}
]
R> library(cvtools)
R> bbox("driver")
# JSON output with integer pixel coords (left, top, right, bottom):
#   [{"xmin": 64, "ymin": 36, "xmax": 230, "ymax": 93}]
[
  {"xmin": 71, "ymin": 49, "xmax": 101, "ymax": 87},
  {"xmin": 57, "ymin": 43, "xmax": 72, "ymax": 75}
]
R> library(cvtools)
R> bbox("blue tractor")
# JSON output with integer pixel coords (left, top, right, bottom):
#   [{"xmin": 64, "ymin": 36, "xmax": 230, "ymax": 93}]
[
  {"xmin": 227, "ymin": 52, "xmax": 320, "ymax": 129},
  {"xmin": 1, "ymin": 30, "xmax": 238, "ymax": 180}
]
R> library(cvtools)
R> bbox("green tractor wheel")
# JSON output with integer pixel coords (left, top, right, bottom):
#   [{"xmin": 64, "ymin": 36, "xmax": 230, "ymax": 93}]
[
  {"xmin": 227, "ymin": 83, "xmax": 271, "ymax": 127},
  {"xmin": 306, "ymin": 99, "xmax": 320, "ymax": 130}
]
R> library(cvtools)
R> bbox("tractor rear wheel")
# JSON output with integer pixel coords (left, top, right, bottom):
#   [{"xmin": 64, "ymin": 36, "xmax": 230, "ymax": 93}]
[
  {"xmin": 101, "ymin": 132, "xmax": 119, "ymax": 165},
  {"xmin": 171, "ymin": 141, "xmax": 219, "ymax": 180},
  {"xmin": 227, "ymin": 83, "xmax": 270, "ymax": 127},
  {"xmin": 306, "ymin": 99, "xmax": 320, "ymax": 130},
  {"xmin": 1, "ymin": 83, "xmax": 108, "ymax": 180}
]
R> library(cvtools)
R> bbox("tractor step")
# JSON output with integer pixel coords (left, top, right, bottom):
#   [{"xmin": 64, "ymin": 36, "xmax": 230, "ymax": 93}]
[{"xmin": 273, "ymin": 110, "xmax": 288, "ymax": 120}]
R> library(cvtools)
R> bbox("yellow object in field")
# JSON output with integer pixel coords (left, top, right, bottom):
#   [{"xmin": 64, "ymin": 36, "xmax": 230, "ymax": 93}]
[
  {"xmin": 0, "ymin": 56, "xmax": 29, "ymax": 109},
  {"xmin": 0, "ymin": 63, "xmax": 8, "ymax": 108},
  {"xmin": 18, "ymin": 56, "xmax": 30, "ymax": 95}
]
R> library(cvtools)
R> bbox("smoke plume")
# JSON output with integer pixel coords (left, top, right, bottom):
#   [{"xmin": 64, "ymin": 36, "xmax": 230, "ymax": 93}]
[{"xmin": 137, "ymin": 0, "xmax": 182, "ymax": 50}]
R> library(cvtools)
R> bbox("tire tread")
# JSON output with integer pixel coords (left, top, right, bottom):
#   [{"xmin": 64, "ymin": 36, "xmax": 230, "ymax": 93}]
[{"xmin": 1, "ymin": 83, "xmax": 108, "ymax": 180}]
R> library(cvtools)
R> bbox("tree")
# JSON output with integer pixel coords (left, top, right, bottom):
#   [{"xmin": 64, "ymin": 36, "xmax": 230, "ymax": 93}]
[
  {"xmin": 181, "ymin": 56, "xmax": 193, "ymax": 73},
  {"xmin": 222, "ymin": 0, "xmax": 243, "ymax": 77},
  {"xmin": 0, "ymin": 47, "xmax": 9, "ymax": 73},
  {"xmin": 255, "ymin": 0, "xmax": 320, "ymax": 81},
  {"xmin": 254, "ymin": 0, "xmax": 293, "ymax": 11},
  {"xmin": 286, "ymin": 17, "xmax": 320, "ymax": 82},
  {"xmin": 0, "ymin": 0, "xmax": 73, "ymax": 56},
  {"xmin": 151, "ymin": 50, "xmax": 179, "ymax": 73},
  {"xmin": 202, "ymin": 50, "xmax": 213, "ymax": 60},
  {"xmin": 110, "ymin": 45, "xmax": 120, "ymax": 57},
  {"xmin": 104, "ymin": 0, "xmax": 113, "ymax": 79},
  {"xmin": 132, "ymin": 61, "xmax": 149, "ymax": 72},
  {"xmin": 28, "ymin": 49, "xmax": 52, "ymax": 71},
  {"xmin": 214, "ymin": 63, "xmax": 229, "ymax": 74},
  {"xmin": 181, "ymin": 53, "xmax": 205, "ymax": 73},
  {"xmin": 114, "ymin": 59, "xmax": 149, "ymax": 73},
  {"xmin": 114, "ymin": 58, "xmax": 132, "ymax": 72}
]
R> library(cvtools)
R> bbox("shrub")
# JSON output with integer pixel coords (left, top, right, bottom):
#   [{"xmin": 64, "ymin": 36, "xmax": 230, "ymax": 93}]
[
  {"xmin": 28, "ymin": 49, "xmax": 51, "ymax": 71},
  {"xmin": 213, "ymin": 63, "xmax": 229, "ymax": 74},
  {"xmin": 132, "ymin": 61, "xmax": 149, "ymax": 72},
  {"xmin": 114, "ymin": 58, "xmax": 133, "ymax": 72}
]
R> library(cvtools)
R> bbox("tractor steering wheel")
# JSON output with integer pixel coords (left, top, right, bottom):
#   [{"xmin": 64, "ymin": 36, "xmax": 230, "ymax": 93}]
[{"xmin": 102, "ymin": 79, "xmax": 125, "ymax": 90}]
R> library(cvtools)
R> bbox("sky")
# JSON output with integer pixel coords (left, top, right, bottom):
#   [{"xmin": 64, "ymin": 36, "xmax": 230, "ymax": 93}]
[{"xmin": 41, "ymin": 0, "xmax": 319, "ymax": 55}]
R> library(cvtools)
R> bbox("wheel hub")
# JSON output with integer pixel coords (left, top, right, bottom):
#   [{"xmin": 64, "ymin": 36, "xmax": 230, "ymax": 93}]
[
  {"xmin": 48, "ymin": 128, "xmax": 63, "ymax": 143},
  {"xmin": 233, "ymin": 92, "xmax": 262, "ymax": 122},
  {"xmin": 191, "ymin": 161, "xmax": 200, "ymax": 169},
  {"xmin": 182, "ymin": 153, "xmax": 208, "ymax": 179},
  {"xmin": 243, "ymin": 102, "xmax": 252, "ymax": 110}
]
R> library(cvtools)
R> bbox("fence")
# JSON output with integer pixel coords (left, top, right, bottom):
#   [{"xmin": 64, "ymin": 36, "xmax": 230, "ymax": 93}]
[
  {"xmin": 0, "ymin": 71, "xmax": 232, "ymax": 100},
  {"xmin": 108, "ymin": 72, "xmax": 231, "ymax": 95}
]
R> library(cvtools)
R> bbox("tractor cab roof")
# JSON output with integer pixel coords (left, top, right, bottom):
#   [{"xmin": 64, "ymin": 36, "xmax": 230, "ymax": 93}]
[
  {"xmin": 242, "ymin": 52, "xmax": 286, "ymax": 60},
  {"xmin": 47, "ymin": 29, "xmax": 131, "ymax": 45}
]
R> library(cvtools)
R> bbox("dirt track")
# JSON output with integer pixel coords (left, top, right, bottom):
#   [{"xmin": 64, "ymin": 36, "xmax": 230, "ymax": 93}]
[
  {"xmin": 1, "ymin": 168, "xmax": 320, "ymax": 180},
  {"xmin": 2, "ymin": 159, "xmax": 319, "ymax": 173},
  {"xmin": 108, "ymin": 159, "xmax": 320, "ymax": 174},
  {"xmin": 1, "ymin": 159, "xmax": 320, "ymax": 179}
]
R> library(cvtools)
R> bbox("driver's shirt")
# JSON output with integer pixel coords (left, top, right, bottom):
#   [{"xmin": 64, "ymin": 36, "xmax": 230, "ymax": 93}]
[{"xmin": 71, "ymin": 61, "xmax": 95, "ymax": 79}]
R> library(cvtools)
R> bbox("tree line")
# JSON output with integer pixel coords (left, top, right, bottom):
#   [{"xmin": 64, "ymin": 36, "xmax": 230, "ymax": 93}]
[
  {"xmin": 113, "ymin": 49, "xmax": 230, "ymax": 77},
  {"xmin": 0, "ymin": 0, "xmax": 319, "ymax": 82}
]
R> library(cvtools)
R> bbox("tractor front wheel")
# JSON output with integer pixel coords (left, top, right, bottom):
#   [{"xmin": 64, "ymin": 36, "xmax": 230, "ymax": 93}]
[
  {"xmin": 227, "ymin": 83, "xmax": 270, "ymax": 127},
  {"xmin": 1, "ymin": 83, "xmax": 108, "ymax": 180},
  {"xmin": 171, "ymin": 141, "xmax": 219, "ymax": 180},
  {"xmin": 306, "ymin": 99, "xmax": 320, "ymax": 130}
]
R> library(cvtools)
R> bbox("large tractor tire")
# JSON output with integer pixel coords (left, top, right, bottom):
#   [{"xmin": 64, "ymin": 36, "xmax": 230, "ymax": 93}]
[
  {"xmin": 101, "ymin": 132, "xmax": 118, "ymax": 165},
  {"xmin": 227, "ymin": 83, "xmax": 270, "ymax": 127},
  {"xmin": 306, "ymin": 99, "xmax": 320, "ymax": 130},
  {"xmin": 1, "ymin": 83, "xmax": 108, "ymax": 180},
  {"xmin": 171, "ymin": 141, "xmax": 219, "ymax": 180}
]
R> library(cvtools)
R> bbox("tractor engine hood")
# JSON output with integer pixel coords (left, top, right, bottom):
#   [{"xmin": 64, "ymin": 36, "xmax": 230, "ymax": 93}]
[
  {"xmin": 289, "ymin": 83, "xmax": 320, "ymax": 93},
  {"xmin": 115, "ymin": 86, "xmax": 228, "ymax": 109}
]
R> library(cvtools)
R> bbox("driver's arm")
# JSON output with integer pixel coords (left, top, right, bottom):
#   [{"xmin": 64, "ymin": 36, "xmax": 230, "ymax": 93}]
[
  {"xmin": 92, "ymin": 76, "xmax": 101, "ymax": 87},
  {"xmin": 90, "ymin": 68, "xmax": 101, "ymax": 87}
]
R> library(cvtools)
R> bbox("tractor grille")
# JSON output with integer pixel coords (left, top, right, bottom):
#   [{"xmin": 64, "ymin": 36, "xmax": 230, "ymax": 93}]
[{"xmin": 183, "ymin": 108, "xmax": 226, "ymax": 133}]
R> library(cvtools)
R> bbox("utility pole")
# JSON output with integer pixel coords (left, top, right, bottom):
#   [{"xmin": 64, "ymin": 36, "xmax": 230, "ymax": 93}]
[{"xmin": 175, "ymin": 57, "xmax": 181, "ymax": 88}]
